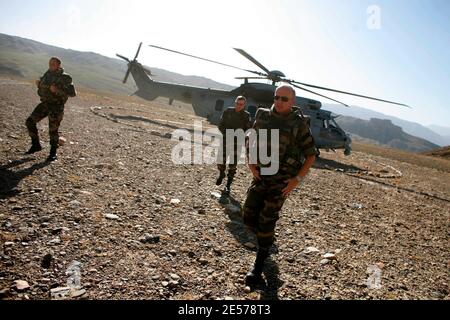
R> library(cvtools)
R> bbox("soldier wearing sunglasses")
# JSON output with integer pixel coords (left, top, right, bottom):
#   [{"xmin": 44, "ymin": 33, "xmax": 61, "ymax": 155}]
[{"xmin": 243, "ymin": 85, "xmax": 317, "ymax": 286}]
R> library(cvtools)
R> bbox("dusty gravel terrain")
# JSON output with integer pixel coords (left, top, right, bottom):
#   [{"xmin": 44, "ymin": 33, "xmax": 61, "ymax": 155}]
[{"xmin": 0, "ymin": 77, "xmax": 449, "ymax": 300}]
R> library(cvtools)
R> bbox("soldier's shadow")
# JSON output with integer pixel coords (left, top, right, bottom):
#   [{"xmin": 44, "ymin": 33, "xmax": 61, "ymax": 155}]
[
  {"xmin": 219, "ymin": 192, "xmax": 283, "ymax": 300},
  {"xmin": 220, "ymin": 191, "xmax": 254, "ymax": 248},
  {"xmin": 260, "ymin": 256, "xmax": 283, "ymax": 300},
  {"xmin": 0, "ymin": 158, "xmax": 50, "ymax": 199}
]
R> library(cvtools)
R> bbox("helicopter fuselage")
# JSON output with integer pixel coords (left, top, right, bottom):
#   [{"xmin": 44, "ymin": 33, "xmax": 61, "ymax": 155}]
[{"xmin": 128, "ymin": 61, "xmax": 352, "ymax": 154}]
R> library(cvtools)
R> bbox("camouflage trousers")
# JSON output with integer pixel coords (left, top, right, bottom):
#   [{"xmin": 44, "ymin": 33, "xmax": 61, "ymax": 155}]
[
  {"xmin": 26, "ymin": 102, "xmax": 64, "ymax": 147},
  {"xmin": 243, "ymin": 176, "xmax": 289, "ymax": 250},
  {"xmin": 217, "ymin": 139, "xmax": 243, "ymax": 179}
]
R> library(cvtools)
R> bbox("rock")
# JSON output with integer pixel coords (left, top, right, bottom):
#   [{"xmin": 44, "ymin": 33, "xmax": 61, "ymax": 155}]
[
  {"xmin": 95, "ymin": 163, "xmax": 112, "ymax": 169},
  {"xmin": 350, "ymin": 203, "xmax": 363, "ymax": 210},
  {"xmin": 51, "ymin": 227, "xmax": 64, "ymax": 235},
  {"xmin": 69, "ymin": 200, "xmax": 81, "ymax": 208},
  {"xmin": 170, "ymin": 273, "xmax": 180, "ymax": 280},
  {"xmin": 0, "ymin": 288, "xmax": 10, "ymax": 299},
  {"xmin": 210, "ymin": 192, "xmax": 221, "ymax": 199},
  {"xmin": 244, "ymin": 242, "xmax": 256, "ymax": 250},
  {"xmin": 170, "ymin": 199, "xmax": 181, "ymax": 205},
  {"xmin": 105, "ymin": 214, "xmax": 120, "ymax": 220},
  {"xmin": 4, "ymin": 242, "xmax": 14, "ymax": 247},
  {"xmin": 41, "ymin": 253, "xmax": 52, "ymax": 269},
  {"xmin": 320, "ymin": 259, "xmax": 331, "ymax": 265},
  {"xmin": 197, "ymin": 208, "xmax": 206, "ymax": 215},
  {"xmin": 39, "ymin": 216, "xmax": 52, "ymax": 223},
  {"xmin": 323, "ymin": 253, "xmax": 337, "ymax": 260},
  {"xmin": 303, "ymin": 246, "xmax": 320, "ymax": 254},
  {"xmin": 59, "ymin": 137, "xmax": 67, "ymax": 146},
  {"xmin": 161, "ymin": 281, "xmax": 169, "ymax": 287},
  {"xmin": 14, "ymin": 280, "xmax": 30, "ymax": 291},
  {"xmin": 48, "ymin": 237, "xmax": 61, "ymax": 245},
  {"xmin": 50, "ymin": 286, "xmax": 71, "ymax": 299},
  {"xmin": 70, "ymin": 289, "xmax": 86, "ymax": 298},
  {"xmin": 244, "ymin": 286, "xmax": 252, "ymax": 293},
  {"xmin": 310, "ymin": 204, "xmax": 320, "ymax": 210},
  {"xmin": 199, "ymin": 258, "xmax": 208, "ymax": 265},
  {"xmin": 139, "ymin": 233, "xmax": 160, "ymax": 244}
]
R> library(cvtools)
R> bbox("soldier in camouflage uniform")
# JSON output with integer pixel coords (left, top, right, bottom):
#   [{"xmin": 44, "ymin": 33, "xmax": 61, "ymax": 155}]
[
  {"xmin": 25, "ymin": 57, "xmax": 76, "ymax": 161},
  {"xmin": 243, "ymin": 85, "xmax": 317, "ymax": 285},
  {"xmin": 216, "ymin": 96, "xmax": 252, "ymax": 194}
]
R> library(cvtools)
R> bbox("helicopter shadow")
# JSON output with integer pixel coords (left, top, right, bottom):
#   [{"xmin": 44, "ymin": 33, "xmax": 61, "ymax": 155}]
[
  {"xmin": 313, "ymin": 156, "xmax": 365, "ymax": 173},
  {"xmin": 110, "ymin": 114, "xmax": 189, "ymax": 132},
  {"xmin": 108, "ymin": 113, "xmax": 220, "ymax": 143},
  {"xmin": 219, "ymin": 191, "xmax": 283, "ymax": 300},
  {"xmin": 0, "ymin": 158, "xmax": 50, "ymax": 199}
]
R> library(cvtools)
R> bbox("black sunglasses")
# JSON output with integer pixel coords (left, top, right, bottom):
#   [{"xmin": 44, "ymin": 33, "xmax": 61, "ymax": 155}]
[{"xmin": 274, "ymin": 95, "xmax": 289, "ymax": 102}]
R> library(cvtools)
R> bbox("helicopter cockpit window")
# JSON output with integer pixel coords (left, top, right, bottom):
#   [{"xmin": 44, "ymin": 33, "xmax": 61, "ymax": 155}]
[{"xmin": 215, "ymin": 99, "xmax": 224, "ymax": 112}]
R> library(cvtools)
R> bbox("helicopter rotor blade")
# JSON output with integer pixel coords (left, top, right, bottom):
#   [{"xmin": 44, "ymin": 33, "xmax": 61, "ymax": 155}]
[
  {"xmin": 287, "ymin": 82, "xmax": 350, "ymax": 107},
  {"xmin": 288, "ymin": 79, "xmax": 411, "ymax": 108},
  {"xmin": 116, "ymin": 54, "xmax": 130, "ymax": 63},
  {"xmin": 123, "ymin": 67, "xmax": 131, "ymax": 84},
  {"xmin": 235, "ymin": 76, "xmax": 268, "ymax": 80},
  {"xmin": 233, "ymin": 48, "xmax": 271, "ymax": 75},
  {"xmin": 134, "ymin": 42, "xmax": 143, "ymax": 61},
  {"xmin": 149, "ymin": 45, "xmax": 264, "ymax": 76}
]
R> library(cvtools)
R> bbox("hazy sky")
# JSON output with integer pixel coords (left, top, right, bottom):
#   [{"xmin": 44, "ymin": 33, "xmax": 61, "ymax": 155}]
[{"xmin": 1, "ymin": 0, "xmax": 449, "ymax": 127}]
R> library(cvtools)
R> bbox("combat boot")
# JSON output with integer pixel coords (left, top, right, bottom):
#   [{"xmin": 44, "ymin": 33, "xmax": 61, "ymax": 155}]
[
  {"xmin": 224, "ymin": 176, "xmax": 234, "ymax": 195},
  {"xmin": 46, "ymin": 146, "xmax": 58, "ymax": 162},
  {"xmin": 245, "ymin": 248, "xmax": 269, "ymax": 286},
  {"xmin": 216, "ymin": 171, "xmax": 226, "ymax": 186},
  {"xmin": 25, "ymin": 138, "xmax": 42, "ymax": 155}
]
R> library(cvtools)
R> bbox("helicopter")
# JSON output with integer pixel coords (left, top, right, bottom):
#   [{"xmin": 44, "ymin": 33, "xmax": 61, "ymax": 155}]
[{"xmin": 116, "ymin": 43, "xmax": 410, "ymax": 155}]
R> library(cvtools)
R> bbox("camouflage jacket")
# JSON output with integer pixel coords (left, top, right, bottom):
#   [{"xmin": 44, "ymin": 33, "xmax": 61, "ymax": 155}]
[
  {"xmin": 249, "ymin": 105, "xmax": 318, "ymax": 177},
  {"xmin": 37, "ymin": 68, "xmax": 76, "ymax": 104},
  {"xmin": 218, "ymin": 107, "xmax": 252, "ymax": 134}
]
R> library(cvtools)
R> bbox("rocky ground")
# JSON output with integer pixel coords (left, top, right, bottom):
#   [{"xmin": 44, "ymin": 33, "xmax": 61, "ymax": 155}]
[{"xmin": 0, "ymin": 77, "xmax": 449, "ymax": 300}]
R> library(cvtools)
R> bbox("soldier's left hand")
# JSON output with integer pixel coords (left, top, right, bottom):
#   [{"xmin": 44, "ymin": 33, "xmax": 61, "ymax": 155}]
[
  {"xmin": 282, "ymin": 178, "xmax": 299, "ymax": 197},
  {"xmin": 49, "ymin": 84, "xmax": 57, "ymax": 94}
]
